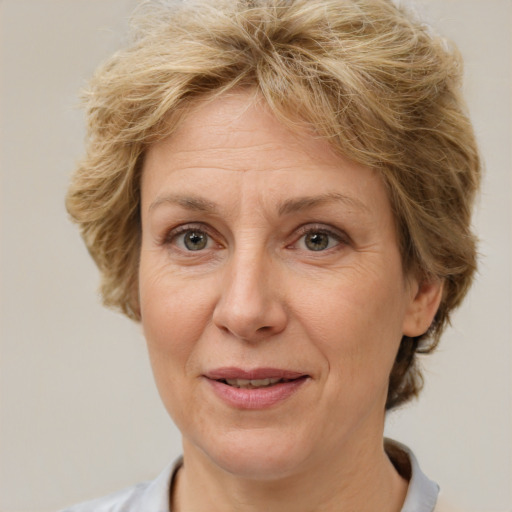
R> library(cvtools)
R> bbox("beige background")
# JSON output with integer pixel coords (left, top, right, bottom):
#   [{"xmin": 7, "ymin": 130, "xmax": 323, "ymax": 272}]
[{"xmin": 0, "ymin": 1, "xmax": 510, "ymax": 511}]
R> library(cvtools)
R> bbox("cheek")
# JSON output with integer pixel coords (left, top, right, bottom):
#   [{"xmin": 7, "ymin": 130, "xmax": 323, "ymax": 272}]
[
  {"xmin": 139, "ymin": 271, "xmax": 216, "ymax": 426},
  {"xmin": 139, "ymin": 266, "xmax": 215, "ymax": 374},
  {"xmin": 292, "ymin": 266, "xmax": 406, "ymax": 381}
]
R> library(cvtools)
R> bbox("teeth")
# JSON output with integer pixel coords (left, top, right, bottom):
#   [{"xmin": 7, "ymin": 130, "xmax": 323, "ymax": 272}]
[{"xmin": 225, "ymin": 378, "xmax": 283, "ymax": 389}]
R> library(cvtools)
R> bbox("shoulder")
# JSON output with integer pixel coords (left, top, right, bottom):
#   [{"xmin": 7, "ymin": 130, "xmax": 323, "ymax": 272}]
[
  {"xmin": 58, "ymin": 460, "xmax": 179, "ymax": 512},
  {"xmin": 434, "ymin": 495, "xmax": 465, "ymax": 512},
  {"xmin": 57, "ymin": 482, "xmax": 155, "ymax": 512},
  {"xmin": 58, "ymin": 481, "xmax": 153, "ymax": 512}
]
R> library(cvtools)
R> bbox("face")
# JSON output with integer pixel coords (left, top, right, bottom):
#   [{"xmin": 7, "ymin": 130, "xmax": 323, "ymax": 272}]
[{"xmin": 139, "ymin": 91, "xmax": 437, "ymax": 480}]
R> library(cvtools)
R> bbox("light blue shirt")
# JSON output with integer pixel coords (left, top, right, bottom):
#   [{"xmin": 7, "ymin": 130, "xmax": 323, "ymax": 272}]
[{"xmin": 59, "ymin": 441, "xmax": 439, "ymax": 512}]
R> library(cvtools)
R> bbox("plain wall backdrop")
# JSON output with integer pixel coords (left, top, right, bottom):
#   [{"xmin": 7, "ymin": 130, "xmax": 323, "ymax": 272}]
[{"xmin": 0, "ymin": 1, "xmax": 511, "ymax": 511}]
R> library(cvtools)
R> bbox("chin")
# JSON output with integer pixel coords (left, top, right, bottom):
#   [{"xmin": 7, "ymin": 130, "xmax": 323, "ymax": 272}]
[{"xmin": 190, "ymin": 427, "xmax": 312, "ymax": 481}]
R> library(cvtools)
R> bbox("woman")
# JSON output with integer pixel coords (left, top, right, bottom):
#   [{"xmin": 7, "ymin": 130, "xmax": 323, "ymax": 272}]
[{"xmin": 62, "ymin": 0, "xmax": 480, "ymax": 510}]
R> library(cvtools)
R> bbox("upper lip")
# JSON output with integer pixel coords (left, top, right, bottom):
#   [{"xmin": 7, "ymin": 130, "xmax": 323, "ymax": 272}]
[{"xmin": 204, "ymin": 367, "xmax": 308, "ymax": 380}]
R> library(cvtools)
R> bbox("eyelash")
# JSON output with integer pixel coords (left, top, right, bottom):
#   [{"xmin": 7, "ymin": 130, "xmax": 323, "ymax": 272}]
[{"xmin": 163, "ymin": 223, "xmax": 349, "ymax": 254}]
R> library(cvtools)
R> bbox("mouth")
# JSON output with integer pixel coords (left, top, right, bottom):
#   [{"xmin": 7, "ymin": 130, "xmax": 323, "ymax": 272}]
[
  {"xmin": 218, "ymin": 376, "xmax": 305, "ymax": 389},
  {"xmin": 203, "ymin": 368, "xmax": 309, "ymax": 409},
  {"xmin": 205, "ymin": 367, "xmax": 308, "ymax": 386}
]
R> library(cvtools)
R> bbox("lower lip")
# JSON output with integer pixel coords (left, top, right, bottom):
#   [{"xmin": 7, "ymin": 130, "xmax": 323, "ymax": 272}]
[{"xmin": 206, "ymin": 378, "xmax": 308, "ymax": 410}]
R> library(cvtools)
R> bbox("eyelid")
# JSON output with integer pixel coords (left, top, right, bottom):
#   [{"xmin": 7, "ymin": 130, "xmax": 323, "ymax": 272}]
[{"xmin": 295, "ymin": 223, "xmax": 348, "ymax": 240}]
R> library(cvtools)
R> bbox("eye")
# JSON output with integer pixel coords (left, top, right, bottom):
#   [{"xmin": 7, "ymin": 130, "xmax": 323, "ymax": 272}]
[
  {"xmin": 294, "ymin": 227, "xmax": 345, "ymax": 252},
  {"xmin": 182, "ymin": 230, "xmax": 209, "ymax": 251},
  {"xmin": 303, "ymin": 232, "xmax": 331, "ymax": 251},
  {"xmin": 169, "ymin": 227, "xmax": 214, "ymax": 251}
]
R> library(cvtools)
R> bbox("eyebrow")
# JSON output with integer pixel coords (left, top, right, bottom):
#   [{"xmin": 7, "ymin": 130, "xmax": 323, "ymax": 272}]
[
  {"xmin": 277, "ymin": 192, "xmax": 369, "ymax": 216},
  {"xmin": 149, "ymin": 192, "xmax": 368, "ymax": 216},
  {"xmin": 149, "ymin": 194, "xmax": 218, "ymax": 213}
]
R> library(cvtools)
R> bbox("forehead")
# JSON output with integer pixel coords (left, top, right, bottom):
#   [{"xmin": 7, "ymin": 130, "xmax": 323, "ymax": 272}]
[
  {"xmin": 153, "ymin": 92, "xmax": 337, "ymax": 168},
  {"xmin": 141, "ymin": 90, "xmax": 389, "ymax": 219}
]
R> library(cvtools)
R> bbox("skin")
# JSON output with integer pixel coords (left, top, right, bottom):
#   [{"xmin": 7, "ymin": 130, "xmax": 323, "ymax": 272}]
[{"xmin": 139, "ymin": 90, "xmax": 443, "ymax": 512}]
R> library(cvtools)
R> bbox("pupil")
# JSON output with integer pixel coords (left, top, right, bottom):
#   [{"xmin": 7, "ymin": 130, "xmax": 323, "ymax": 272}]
[
  {"xmin": 305, "ymin": 232, "xmax": 329, "ymax": 251},
  {"xmin": 184, "ymin": 231, "xmax": 207, "ymax": 250}
]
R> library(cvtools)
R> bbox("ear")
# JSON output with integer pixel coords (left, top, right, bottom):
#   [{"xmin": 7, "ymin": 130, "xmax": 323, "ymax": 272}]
[{"xmin": 402, "ymin": 277, "xmax": 444, "ymax": 337}]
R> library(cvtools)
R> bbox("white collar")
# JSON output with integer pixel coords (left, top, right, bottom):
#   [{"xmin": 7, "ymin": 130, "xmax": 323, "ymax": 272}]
[{"xmin": 387, "ymin": 439, "xmax": 439, "ymax": 512}]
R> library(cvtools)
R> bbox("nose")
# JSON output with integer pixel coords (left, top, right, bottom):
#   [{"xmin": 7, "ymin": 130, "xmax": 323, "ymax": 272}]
[{"xmin": 212, "ymin": 250, "xmax": 288, "ymax": 342}]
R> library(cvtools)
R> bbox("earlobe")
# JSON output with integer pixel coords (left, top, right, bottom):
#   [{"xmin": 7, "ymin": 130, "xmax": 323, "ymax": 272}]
[{"xmin": 402, "ymin": 278, "xmax": 444, "ymax": 337}]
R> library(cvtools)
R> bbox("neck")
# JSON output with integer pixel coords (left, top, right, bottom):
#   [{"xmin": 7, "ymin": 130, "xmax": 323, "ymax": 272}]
[{"xmin": 172, "ymin": 437, "xmax": 408, "ymax": 512}]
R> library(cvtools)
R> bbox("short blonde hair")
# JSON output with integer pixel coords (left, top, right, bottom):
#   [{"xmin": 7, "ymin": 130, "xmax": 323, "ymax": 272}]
[{"xmin": 67, "ymin": 0, "xmax": 481, "ymax": 409}]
